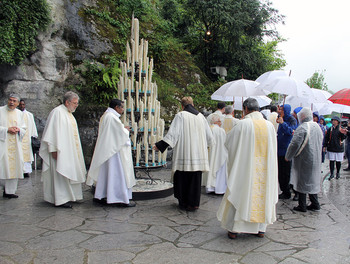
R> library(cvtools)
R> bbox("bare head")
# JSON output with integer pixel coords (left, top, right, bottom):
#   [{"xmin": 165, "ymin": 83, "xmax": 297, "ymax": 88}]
[
  {"xmin": 242, "ymin": 98, "xmax": 259, "ymax": 115},
  {"xmin": 7, "ymin": 94, "xmax": 20, "ymax": 110},
  {"xmin": 224, "ymin": 105, "xmax": 234, "ymax": 115},
  {"xmin": 109, "ymin": 98, "xmax": 124, "ymax": 115},
  {"xmin": 181, "ymin": 97, "xmax": 194, "ymax": 108},
  {"xmin": 63, "ymin": 91, "xmax": 79, "ymax": 113},
  {"xmin": 210, "ymin": 114, "xmax": 221, "ymax": 126},
  {"xmin": 19, "ymin": 99, "xmax": 26, "ymax": 111}
]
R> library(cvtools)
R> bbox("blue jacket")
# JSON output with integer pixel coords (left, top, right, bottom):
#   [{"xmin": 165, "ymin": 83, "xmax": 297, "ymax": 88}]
[{"xmin": 277, "ymin": 104, "xmax": 297, "ymax": 156}]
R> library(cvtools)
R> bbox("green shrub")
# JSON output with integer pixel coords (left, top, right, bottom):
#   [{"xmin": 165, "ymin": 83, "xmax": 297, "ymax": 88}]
[{"xmin": 0, "ymin": 0, "xmax": 50, "ymax": 65}]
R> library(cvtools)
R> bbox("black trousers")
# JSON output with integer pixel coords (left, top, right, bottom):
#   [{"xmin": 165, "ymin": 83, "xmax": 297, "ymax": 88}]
[
  {"xmin": 173, "ymin": 171, "xmax": 202, "ymax": 207},
  {"xmin": 278, "ymin": 156, "xmax": 292, "ymax": 195},
  {"xmin": 298, "ymin": 193, "xmax": 320, "ymax": 210}
]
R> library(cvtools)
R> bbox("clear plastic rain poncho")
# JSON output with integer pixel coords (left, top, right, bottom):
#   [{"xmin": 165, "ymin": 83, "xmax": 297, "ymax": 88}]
[{"xmin": 285, "ymin": 108, "xmax": 324, "ymax": 194}]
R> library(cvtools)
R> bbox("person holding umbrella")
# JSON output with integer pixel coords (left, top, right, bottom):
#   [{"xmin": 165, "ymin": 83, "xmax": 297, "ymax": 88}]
[
  {"xmin": 276, "ymin": 104, "xmax": 298, "ymax": 199},
  {"xmin": 324, "ymin": 116, "xmax": 347, "ymax": 180}
]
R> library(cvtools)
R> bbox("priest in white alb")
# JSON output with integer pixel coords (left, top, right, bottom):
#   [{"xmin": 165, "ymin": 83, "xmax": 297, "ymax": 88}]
[
  {"xmin": 202, "ymin": 114, "xmax": 227, "ymax": 194},
  {"xmin": 207, "ymin": 101, "xmax": 226, "ymax": 126},
  {"xmin": 0, "ymin": 94, "xmax": 26, "ymax": 198},
  {"xmin": 222, "ymin": 105, "xmax": 239, "ymax": 134},
  {"xmin": 154, "ymin": 97, "xmax": 214, "ymax": 211},
  {"xmin": 217, "ymin": 98, "xmax": 278, "ymax": 239},
  {"xmin": 86, "ymin": 99, "xmax": 136, "ymax": 207},
  {"xmin": 39, "ymin": 91, "xmax": 86, "ymax": 208},
  {"xmin": 18, "ymin": 99, "xmax": 38, "ymax": 177}
]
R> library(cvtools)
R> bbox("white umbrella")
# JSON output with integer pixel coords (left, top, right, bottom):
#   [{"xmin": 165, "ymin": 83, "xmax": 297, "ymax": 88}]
[
  {"xmin": 233, "ymin": 95, "xmax": 272, "ymax": 111},
  {"xmin": 285, "ymin": 89, "xmax": 332, "ymax": 111},
  {"xmin": 256, "ymin": 76, "xmax": 312, "ymax": 98},
  {"xmin": 310, "ymin": 88, "xmax": 332, "ymax": 103},
  {"xmin": 318, "ymin": 102, "xmax": 350, "ymax": 115},
  {"xmin": 255, "ymin": 70, "xmax": 289, "ymax": 84},
  {"xmin": 211, "ymin": 79, "xmax": 266, "ymax": 101}
]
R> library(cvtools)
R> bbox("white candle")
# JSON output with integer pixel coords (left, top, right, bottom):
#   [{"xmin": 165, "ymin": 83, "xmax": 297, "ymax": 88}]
[
  {"xmin": 162, "ymin": 149, "xmax": 167, "ymax": 165},
  {"xmin": 132, "ymin": 122, "xmax": 137, "ymax": 149},
  {"xmin": 131, "ymin": 39, "xmax": 135, "ymax": 66},
  {"xmin": 139, "ymin": 39, "xmax": 144, "ymax": 66},
  {"xmin": 134, "ymin": 19, "xmax": 139, "ymax": 62},
  {"xmin": 126, "ymin": 41, "xmax": 131, "ymax": 70},
  {"xmin": 136, "ymin": 142, "xmax": 141, "ymax": 166},
  {"xmin": 149, "ymin": 58, "xmax": 153, "ymax": 83},
  {"xmin": 135, "ymin": 81, "xmax": 139, "ymax": 110},
  {"xmin": 143, "ymin": 40, "xmax": 148, "ymax": 71},
  {"xmin": 158, "ymin": 150, "xmax": 162, "ymax": 165},
  {"xmin": 152, "ymin": 149, "xmax": 155, "ymax": 166}
]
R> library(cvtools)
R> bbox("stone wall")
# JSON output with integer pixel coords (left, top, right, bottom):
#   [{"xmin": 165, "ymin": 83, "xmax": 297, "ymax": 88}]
[{"xmin": 0, "ymin": 0, "xmax": 114, "ymax": 166}]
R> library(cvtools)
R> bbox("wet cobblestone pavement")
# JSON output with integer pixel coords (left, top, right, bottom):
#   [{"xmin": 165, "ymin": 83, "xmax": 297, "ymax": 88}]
[{"xmin": 1, "ymin": 162, "xmax": 350, "ymax": 264}]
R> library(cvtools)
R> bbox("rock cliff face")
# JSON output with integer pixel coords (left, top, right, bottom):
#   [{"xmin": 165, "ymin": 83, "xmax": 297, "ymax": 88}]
[{"xmin": 0, "ymin": 0, "xmax": 113, "ymax": 164}]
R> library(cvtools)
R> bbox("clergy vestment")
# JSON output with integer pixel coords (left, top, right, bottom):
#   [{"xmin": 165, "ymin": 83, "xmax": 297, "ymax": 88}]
[
  {"xmin": 21, "ymin": 110, "xmax": 38, "ymax": 174},
  {"xmin": 222, "ymin": 115, "xmax": 239, "ymax": 134},
  {"xmin": 86, "ymin": 108, "xmax": 135, "ymax": 204},
  {"xmin": 39, "ymin": 104, "xmax": 86, "ymax": 206},
  {"xmin": 156, "ymin": 104, "xmax": 214, "ymax": 209},
  {"xmin": 0, "ymin": 106, "xmax": 26, "ymax": 194},
  {"xmin": 202, "ymin": 124, "xmax": 227, "ymax": 194},
  {"xmin": 217, "ymin": 111, "xmax": 278, "ymax": 234},
  {"xmin": 268, "ymin": 111, "xmax": 279, "ymax": 132}
]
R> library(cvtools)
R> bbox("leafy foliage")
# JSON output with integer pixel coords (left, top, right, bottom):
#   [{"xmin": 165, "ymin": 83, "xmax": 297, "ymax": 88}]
[
  {"xmin": 0, "ymin": 0, "xmax": 50, "ymax": 65},
  {"xmin": 72, "ymin": 56, "xmax": 121, "ymax": 106},
  {"xmin": 163, "ymin": 0, "xmax": 286, "ymax": 80},
  {"xmin": 306, "ymin": 70, "xmax": 328, "ymax": 91}
]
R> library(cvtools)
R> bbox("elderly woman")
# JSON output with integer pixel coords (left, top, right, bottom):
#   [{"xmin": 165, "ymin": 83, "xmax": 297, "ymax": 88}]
[{"xmin": 285, "ymin": 108, "xmax": 324, "ymax": 212}]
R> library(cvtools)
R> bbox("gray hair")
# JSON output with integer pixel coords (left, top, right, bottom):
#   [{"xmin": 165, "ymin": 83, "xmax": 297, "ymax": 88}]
[
  {"xmin": 63, "ymin": 91, "xmax": 79, "ymax": 104},
  {"xmin": 9, "ymin": 94, "xmax": 20, "ymax": 102},
  {"xmin": 297, "ymin": 107, "xmax": 313, "ymax": 124},
  {"xmin": 243, "ymin": 98, "xmax": 259, "ymax": 112},
  {"xmin": 224, "ymin": 105, "xmax": 234, "ymax": 114},
  {"xmin": 210, "ymin": 114, "xmax": 221, "ymax": 124}
]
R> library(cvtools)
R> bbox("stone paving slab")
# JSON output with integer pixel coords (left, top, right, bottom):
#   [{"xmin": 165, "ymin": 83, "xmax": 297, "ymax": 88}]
[{"xmin": 0, "ymin": 163, "xmax": 350, "ymax": 264}]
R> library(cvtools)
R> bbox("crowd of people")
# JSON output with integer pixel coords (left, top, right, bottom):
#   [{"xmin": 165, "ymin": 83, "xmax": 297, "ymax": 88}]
[{"xmin": 0, "ymin": 92, "xmax": 347, "ymax": 239}]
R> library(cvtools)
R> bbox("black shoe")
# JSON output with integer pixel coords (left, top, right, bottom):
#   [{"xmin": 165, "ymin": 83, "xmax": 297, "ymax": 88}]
[
  {"xmin": 23, "ymin": 173, "xmax": 30, "ymax": 178},
  {"xmin": 293, "ymin": 206, "xmax": 307, "ymax": 212},
  {"xmin": 306, "ymin": 204, "xmax": 320, "ymax": 211},
  {"xmin": 55, "ymin": 202, "xmax": 72, "ymax": 208},
  {"xmin": 119, "ymin": 201, "xmax": 136, "ymax": 207},
  {"xmin": 293, "ymin": 194, "xmax": 299, "ymax": 201},
  {"xmin": 336, "ymin": 173, "xmax": 340, "ymax": 179},
  {"xmin": 343, "ymin": 168, "xmax": 350, "ymax": 171},
  {"xmin": 93, "ymin": 198, "xmax": 107, "ymax": 204},
  {"xmin": 328, "ymin": 174, "xmax": 334, "ymax": 180},
  {"xmin": 279, "ymin": 193, "xmax": 291, "ymax": 199},
  {"xmin": 3, "ymin": 191, "xmax": 18, "ymax": 199}
]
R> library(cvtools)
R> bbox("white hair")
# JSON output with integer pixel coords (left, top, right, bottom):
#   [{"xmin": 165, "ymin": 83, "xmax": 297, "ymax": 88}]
[{"xmin": 210, "ymin": 114, "xmax": 221, "ymax": 124}]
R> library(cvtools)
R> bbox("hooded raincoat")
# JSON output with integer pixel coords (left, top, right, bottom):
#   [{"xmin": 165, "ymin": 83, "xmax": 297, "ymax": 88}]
[{"xmin": 285, "ymin": 108, "xmax": 323, "ymax": 194}]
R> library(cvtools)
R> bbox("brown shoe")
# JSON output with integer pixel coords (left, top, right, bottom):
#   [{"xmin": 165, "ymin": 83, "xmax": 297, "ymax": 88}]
[
  {"xmin": 228, "ymin": 232, "xmax": 237, "ymax": 239},
  {"xmin": 256, "ymin": 231, "xmax": 265, "ymax": 238}
]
